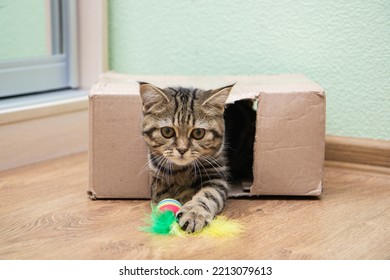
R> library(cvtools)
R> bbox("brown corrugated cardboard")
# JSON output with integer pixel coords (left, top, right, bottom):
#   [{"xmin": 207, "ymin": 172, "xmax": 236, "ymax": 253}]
[{"xmin": 88, "ymin": 72, "xmax": 325, "ymax": 199}]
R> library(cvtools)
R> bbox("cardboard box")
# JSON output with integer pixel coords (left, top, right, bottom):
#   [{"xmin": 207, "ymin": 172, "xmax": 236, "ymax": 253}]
[{"xmin": 88, "ymin": 72, "xmax": 325, "ymax": 199}]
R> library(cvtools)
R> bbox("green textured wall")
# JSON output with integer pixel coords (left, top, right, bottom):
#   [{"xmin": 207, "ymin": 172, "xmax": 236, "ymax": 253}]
[
  {"xmin": 109, "ymin": 0, "xmax": 390, "ymax": 140},
  {"xmin": 0, "ymin": 0, "xmax": 47, "ymax": 60}
]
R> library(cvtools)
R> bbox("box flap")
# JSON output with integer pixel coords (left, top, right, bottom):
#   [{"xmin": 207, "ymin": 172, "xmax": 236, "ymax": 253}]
[{"xmin": 91, "ymin": 72, "xmax": 324, "ymax": 103}]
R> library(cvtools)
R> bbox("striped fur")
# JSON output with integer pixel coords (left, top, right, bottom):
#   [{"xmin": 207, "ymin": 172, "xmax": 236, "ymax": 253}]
[{"xmin": 139, "ymin": 82, "xmax": 233, "ymax": 233}]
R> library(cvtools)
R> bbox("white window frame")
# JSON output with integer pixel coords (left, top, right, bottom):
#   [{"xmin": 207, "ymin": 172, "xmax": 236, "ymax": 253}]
[
  {"xmin": 0, "ymin": 0, "xmax": 108, "ymax": 171},
  {"xmin": 0, "ymin": 0, "xmax": 79, "ymax": 97}
]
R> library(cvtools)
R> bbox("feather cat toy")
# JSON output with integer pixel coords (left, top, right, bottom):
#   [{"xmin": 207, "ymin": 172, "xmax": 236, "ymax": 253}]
[{"xmin": 141, "ymin": 199, "xmax": 243, "ymax": 237}]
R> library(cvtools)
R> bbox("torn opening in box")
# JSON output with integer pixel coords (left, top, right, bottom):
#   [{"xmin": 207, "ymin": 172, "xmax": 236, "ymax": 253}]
[{"xmin": 224, "ymin": 98, "xmax": 257, "ymax": 196}]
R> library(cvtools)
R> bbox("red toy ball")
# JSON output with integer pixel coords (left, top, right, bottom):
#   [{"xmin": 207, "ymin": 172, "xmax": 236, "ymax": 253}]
[{"xmin": 156, "ymin": 198, "xmax": 182, "ymax": 214}]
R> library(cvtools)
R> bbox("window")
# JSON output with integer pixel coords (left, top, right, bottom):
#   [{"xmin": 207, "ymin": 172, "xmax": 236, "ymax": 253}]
[
  {"xmin": 0, "ymin": 0, "xmax": 78, "ymax": 98},
  {"xmin": 0, "ymin": 0, "xmax": 107, "ymax": 171}
]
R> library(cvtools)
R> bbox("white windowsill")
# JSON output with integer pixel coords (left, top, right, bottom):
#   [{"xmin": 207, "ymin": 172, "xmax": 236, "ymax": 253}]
[{"xmin": 0, "ymin": 89, "xmax": 88, "ymax": 125}]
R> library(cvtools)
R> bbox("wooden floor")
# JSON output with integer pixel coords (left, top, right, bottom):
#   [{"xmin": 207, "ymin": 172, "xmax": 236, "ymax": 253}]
[{"xmin": 0, "ymin": 153, "xmax": 389, "ymax": 260}]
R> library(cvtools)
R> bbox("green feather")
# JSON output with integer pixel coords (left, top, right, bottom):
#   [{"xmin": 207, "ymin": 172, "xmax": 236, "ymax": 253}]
[{"xmin": 140, "ymin": 204, "xmax": 177, "ymax": 235}]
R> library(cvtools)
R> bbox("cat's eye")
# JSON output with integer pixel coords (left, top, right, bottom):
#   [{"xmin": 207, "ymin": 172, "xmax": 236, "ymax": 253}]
[
  {"xmin": 161, "ymin": 127, "xmax": 175, "ymax": 138},
  {"xmin": 191, "ymin": 128, "xmax": 206, "ymax": 140}
]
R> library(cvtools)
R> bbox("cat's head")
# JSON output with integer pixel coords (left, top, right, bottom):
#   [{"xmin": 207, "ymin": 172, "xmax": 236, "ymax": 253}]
[{"xmin": 139, "ymin": 82, "xmax": 234, "ymax": 167}]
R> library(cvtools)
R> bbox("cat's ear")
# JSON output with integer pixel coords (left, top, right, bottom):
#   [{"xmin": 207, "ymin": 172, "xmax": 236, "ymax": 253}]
[
  {"xmin": 138, "ymin": 82, "xmax": 170, "ymax": 112},
  {"xmin": 202, "ymin": 84, "xmax": 235, "ymax": 112}
]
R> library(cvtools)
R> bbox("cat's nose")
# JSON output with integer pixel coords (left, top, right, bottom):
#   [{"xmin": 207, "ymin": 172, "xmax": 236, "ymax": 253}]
[{"xmin": 177, "ymin": 148, "xmax": 189, "ymax": 155}]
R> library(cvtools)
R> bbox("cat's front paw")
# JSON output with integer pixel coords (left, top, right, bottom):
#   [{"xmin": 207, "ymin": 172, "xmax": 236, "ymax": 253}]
[{"xmin": 176, "ymin": 202, "xmax": 212, "ymax": 233}]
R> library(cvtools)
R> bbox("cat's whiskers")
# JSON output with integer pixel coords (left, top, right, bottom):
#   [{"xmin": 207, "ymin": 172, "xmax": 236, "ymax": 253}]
[
  {"xmin": 193, "ymin": 159, "xmax": 203, "ymax": 187},
  {"xmin": 202, "ymin": 156, "xmax": 226, "ymax": 180},
  {"xmin": 155, "ymin": 155, "xmax": 175, "ymax": 197},
  {"xmin": 129, "ymin": 135, "xmax": 145, "ymax": 146},
  {"xmin": 196, "ymin": 158, "xmax": 213, "ymax": 186},
  {"xmin": 190, "ymin": 151, "xmax": 202, "ymax": 182},
  {"xmin": 154, "ymin": 155, "xmax": 167, "ymax": 180},
  {"xmin": 137, "ymin": 154, "xmax": 158, "ymax": 177},
  {"xmin": 136, "ymin": 161, "xmax": 151, "ymax": 177},
  {"xmin": 206, "ymin": 155, "xmax": 233, "ymax": 181},
  {"xmin": 204, "ymin": 155, "xmax": 223, "ymax": 167}
]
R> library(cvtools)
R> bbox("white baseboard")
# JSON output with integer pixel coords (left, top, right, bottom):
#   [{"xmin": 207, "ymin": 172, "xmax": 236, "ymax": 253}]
[{"xmin": 0, "ymin": 109, "xmax": 88, "ymax": 171}]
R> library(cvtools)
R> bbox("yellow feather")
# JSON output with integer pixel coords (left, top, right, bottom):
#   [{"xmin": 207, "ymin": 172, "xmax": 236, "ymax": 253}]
[
  {"xmin": 194, "ymin": 216, "xmax": 243, "ymax": 238},
  {"xmin": 169, "ymin": 215, "xmax": 243, "ymax": 238}
]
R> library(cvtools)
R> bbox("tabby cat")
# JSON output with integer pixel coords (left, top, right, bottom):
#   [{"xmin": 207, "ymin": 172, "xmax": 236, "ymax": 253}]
[{"xmin": 139, "ymin": 82, "xmax": 233, "ymax": 233}]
